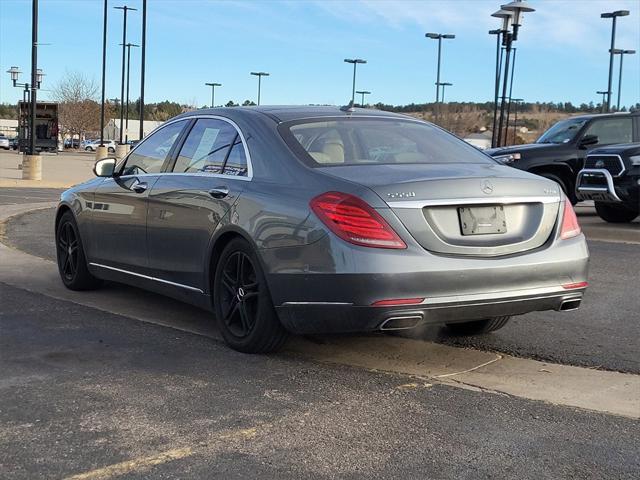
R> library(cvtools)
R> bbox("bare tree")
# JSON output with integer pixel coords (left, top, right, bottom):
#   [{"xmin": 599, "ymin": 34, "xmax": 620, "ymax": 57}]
[{"xmin": 52, "ymin": 71, "xmax": 102, "ymax": 145}]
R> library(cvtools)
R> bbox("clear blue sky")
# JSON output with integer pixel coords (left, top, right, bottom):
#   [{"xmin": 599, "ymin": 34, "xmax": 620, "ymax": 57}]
[{"xmin": 1, "ymin": 0, "xmax": 639, "ymax": 108}]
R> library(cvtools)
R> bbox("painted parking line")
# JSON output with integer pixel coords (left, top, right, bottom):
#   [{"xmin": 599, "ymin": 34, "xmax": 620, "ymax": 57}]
[{"xmin": 62, "ymin": 427, "xmax": 258, "ymax": 480}]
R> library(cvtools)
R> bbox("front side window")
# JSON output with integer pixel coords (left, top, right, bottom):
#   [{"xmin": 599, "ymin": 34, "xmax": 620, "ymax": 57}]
[
  {"xmin": 536, "ymin": 117, "xmax": 588, "ymax": 144},
  {"xmin": 583, "ymin": 117, "xmax": 633, "ymax": 145},
  {"xmin": 121, "ymin": 120, "xmax": 186, "ymax": 175},
  {"xmin": 283, "ymin": 118, "xmax": 496, "ymax": 166},
  {"xmin": 173, "ymin": 119, "xmax": 237, "ymax": 174}
]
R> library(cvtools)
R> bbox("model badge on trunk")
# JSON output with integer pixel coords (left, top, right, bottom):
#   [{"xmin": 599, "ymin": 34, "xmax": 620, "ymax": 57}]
[{"xmin": 387, "ymin": 191, "xmax": 416, "ymax": 199}]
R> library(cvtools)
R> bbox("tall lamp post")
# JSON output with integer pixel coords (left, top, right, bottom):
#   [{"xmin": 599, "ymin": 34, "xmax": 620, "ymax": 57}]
[
  {"xmin": 612, "ymin": 48, "xmax": 636, "ymax": 111},
  {"xmin": 250, "ymin": 72, "xmax": 269, "ymax": 105},
  {"xmin": 511, "ymin": 98, "xmax": 523, "ymax": 141},
  {"xmin": 493, "ymin": 1, "xmax": 535, "ymax": 147},
  {"xmin": 601, "ymin": 10, "xmax": 629, "ymax": 112},
  {"xmin": 343, "ymin": 58, "xmax": 366, "ymax": 106},
  {"xmin": 425, "ymin": 33, "xmax": 455, "ymax": 122},
  {"xmin": 596, "ymin": 90, "xmax": 608, "ymax": 112},
  {"xmin": 6, "ymin": 66, "xmax": 44, "ymax": 152},
  {"xmin": 114, "ymin": 5, "xmax": 136, "ymax": 145},
  {"xmin": 99, "ymin": 0, "xmax": 108, "ymax": 149},
  {"xmin": 355, "ymin": 90, "xmax": 371, "ymax": 107},
  {"xmin": 205, "ymin": 82, "xmax": 222, "ymax": 108},
  {"xmin": 122, "ymin": 42, "xmax": 139, "ymax": 144},
  {"xmin": 489, "ymin": 28, "xmax": 504, "ymax": 147},
  {"xmin": 139, "ymin": 0, "xmax": 147, "ymax": 141}
]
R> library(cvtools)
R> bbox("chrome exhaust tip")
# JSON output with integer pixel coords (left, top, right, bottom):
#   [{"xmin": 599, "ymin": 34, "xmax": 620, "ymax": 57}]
[
  {"xmin": 558, "ymin": 299, "xmax": 582, "ymax": 312},
  {"xmin": 380, "ymin": 315, "xmax": 423, "ymax": 331}
]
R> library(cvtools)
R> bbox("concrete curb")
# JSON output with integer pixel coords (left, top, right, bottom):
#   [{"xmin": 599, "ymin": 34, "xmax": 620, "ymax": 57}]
[{"xmin": 1, "ymin": 202, "xmax": 639, "ymax": 419}]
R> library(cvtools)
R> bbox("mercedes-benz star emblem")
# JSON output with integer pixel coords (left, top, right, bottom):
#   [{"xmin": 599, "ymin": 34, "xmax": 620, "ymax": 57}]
[{"xmin": 481, "ymin": 179, "xmax": 494, "ymax": 195}]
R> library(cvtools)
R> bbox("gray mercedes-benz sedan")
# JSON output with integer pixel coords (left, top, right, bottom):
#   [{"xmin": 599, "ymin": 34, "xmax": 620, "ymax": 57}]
[{"xmin": 55, "ymin": 106, "xmax": 589, "ymax": 353}]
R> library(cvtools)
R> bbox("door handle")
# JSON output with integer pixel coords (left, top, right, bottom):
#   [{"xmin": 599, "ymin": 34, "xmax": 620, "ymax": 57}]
[
  {"xmin": 132, "ymin": 181, "xmax": 148, "ymax": 193},
  {"xmin": 208, "ymin": 186, "xmax": 230, "ymax": 199}
]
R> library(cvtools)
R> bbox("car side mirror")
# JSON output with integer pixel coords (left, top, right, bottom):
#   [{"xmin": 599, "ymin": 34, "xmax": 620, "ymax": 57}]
[
  {"xmin": 579, "ymin": 134, "xmax": 599, "ymax": 148},
  {"xmin": 93, "ymin": 158, "xmax": 117, "ymax": 177}
]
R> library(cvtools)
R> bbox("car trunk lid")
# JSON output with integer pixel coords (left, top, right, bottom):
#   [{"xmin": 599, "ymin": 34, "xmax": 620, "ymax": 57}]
[{"xmin": 317, "ymin": 163, "xmax": 562, "ymax": 257}]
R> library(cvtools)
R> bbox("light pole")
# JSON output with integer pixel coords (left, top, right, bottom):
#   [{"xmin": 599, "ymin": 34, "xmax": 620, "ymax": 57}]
[
  {"xmin": 139, "ymin": 0, "xmax": 147, "ymax": 141},
  {"xmin": 250, "ymin": 72, "xmax": 269, "ymax": 105},
  {"xmin": 601, "ymin": 10, "xmax": 629, "ymax": 112},
  {"xmin": 489, "ymin": 28, "xmax": 503, "ymax": 147},
  {"xmin": 355, "ymin": 90, "xmax": 371, "ymax": 107},
  {"xmin": 511, "ymin": 98, "xmax": 523, "ymax": 142},
  {"xmin": 425, "ymin": 33, "xmax": 454, "ymax": 121},
  {"xmin": 612, "ymin": 48, "xmax": 636, "ymax": 111},
  {"xmin": 99, "ymin": 0, "xmax": 107, "ymax": 147},
  {"xmin": 343, "ymin": 58, "xmax": 366, "ymax": 106},
  {"xmin": 437, "ymin": 82, "xmax": 452, "ymax": 103},
  {"xmin": 596, "ymin": 91, "xmax": 608, "ymax": 112},
  {"xmin": 6, "ymin": 66, "xmax": 44, "ymax": 153},
  {"xmin": 114, "ymin": 5, "xmax": 136, "ymax": 145},
  {"xmin": 205, "ymin": 82, "xmax": 222, "ymax": 108},
  {"xmin": 494, "ymin": 1, "xmax": 535, "ymax": 147},
  {"xmin": 122, "ymin": 42, "xmax": 139, "ymax": 143}
]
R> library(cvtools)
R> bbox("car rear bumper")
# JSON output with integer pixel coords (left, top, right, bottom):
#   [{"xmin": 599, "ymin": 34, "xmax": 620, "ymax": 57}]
[{"xmin": 275, "ymin": 285, "xmax": 586, "ymax": 334}]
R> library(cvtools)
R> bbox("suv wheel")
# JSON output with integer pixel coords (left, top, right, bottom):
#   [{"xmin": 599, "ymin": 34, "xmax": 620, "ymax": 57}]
[
  {"xmin": 594, "ymin": 202, "xmax": 639, "ymax": 223},
  {"xmin": 213, "ymin": 238, "xmax": 288, "ymax": 353},
  {"xmin": 446, "ymin": 316, "xmax": 511, "ymax": 335}
]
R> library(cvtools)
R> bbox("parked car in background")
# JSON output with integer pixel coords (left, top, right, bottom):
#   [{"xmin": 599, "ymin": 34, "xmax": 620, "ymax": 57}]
[
  {"xmin": 84, "ymin": 139, "xmax": 116, "ymax": 153},
  {"xmin": 55, "ymin": 106, "xmax": 588, "ymax": 353},
  {"xmin": 486, "ymin": 111, "xmax": 640, "ymax": 203},
  {"xmin": 10, "ymin": 137, "xmax": 20, "ymax": 150},
  {"xmin": 576, "ymin": 142, "xmax": 640, "ymax": 223},
  {"xmin": 64, "ymin": 138, "xmax": 81, "ymax": 149},
  {"xmin": 0, "ymin": 135, "xmax": 10, "ymax": 150}
]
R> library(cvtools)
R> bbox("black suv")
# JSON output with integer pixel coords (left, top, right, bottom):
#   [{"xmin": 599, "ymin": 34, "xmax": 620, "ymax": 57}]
[
  {"xmin": 576, "ymin": 143, "xmax": 639, "ymax": 223},
  {"xmin": 486, "ymin": 112, "xmax": 640, "ymax": 203}
]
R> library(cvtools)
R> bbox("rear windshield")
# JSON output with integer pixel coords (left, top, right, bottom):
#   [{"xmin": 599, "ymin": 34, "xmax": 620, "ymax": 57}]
[{"xmin": 281, "ymin": 118, "xmax": 496, "ymax": 167}]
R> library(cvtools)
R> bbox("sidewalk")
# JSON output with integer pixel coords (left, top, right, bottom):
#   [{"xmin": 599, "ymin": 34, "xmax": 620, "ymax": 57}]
[{"xmin": 0, "ymin": 150, "xmax": 95, "ymax": 188}]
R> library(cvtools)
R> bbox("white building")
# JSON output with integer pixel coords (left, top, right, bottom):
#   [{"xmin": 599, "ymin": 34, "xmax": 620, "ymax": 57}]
[
  {"xmin": 104, "ymin": 119, "xmax": 164, "ymax": 142},
  {"xmin": 0, "ymin": 119, "xmax": 19, "ymax": 138}
]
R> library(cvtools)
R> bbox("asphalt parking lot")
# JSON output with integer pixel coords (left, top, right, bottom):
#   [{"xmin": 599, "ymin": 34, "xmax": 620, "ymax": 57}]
[{"xmin": 0, "ymin": 188, "xmax": 639, "ymax": 478}]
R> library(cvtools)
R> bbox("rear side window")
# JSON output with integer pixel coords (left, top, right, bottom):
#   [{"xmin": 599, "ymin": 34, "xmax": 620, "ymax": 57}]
[
  {"xmin": 283, "ymin": 118, "xmax": 496, "ymax": 167},
  {"xmin": 173, "ymin": 119, "xmax": 237, "ymax": 174},
  {"xmin": 121, "ymin": 120, "xmax": 187, "ymax": 175},
  {"xmin": 222, "ymin": 137, "xmax": 248, "ymax": 176},
  {"xmin": 583, "ymin": 117, "xmax": 633, "ymax": 145}
]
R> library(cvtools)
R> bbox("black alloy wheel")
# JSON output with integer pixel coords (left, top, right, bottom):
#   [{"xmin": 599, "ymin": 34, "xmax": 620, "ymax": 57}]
[
  {"xmin": 57, "ymin": 221, "xmax": 79, "ymax": 282},
  {"xmin": 219, "ymin": 251, "xmax": 260, "ymax": 338},
  {"xmin": 56, "ymin": 211, "xmax": 102, "ymax": 290},
  {"xmin": 213, "ymin": 238, "xmax": 287, "ymax": 353}
]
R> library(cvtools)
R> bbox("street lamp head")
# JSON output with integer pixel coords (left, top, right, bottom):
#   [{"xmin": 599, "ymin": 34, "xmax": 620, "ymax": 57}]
[
  {"xmin": 601, "ymin": 10, "xmax": 630, "ymax": 18},
  {"xmin": 502, "ymin": 1, "xmax": 535, "ymax": 40},
  {"xmin": 114, "ymin": 5, "xmax": 137, "ymax": 11},
  {"xmin": 356, "ymin": 90, "xmax": 371, "ymax": 95},
  {"xmin": 596, "ymin": 91, "xmax": 609, "ymax": 95},
  {"xmin": 442, "ymin": 34, "xmax": 455, "ymax": 39},
  {"xmin": 6, "ymin": 66, "xmax": 21, "ymax": 82},
  {"xmin": 489, "ymin": 29, "xmax": 502, "ymax": 35},
  {"xmin": 491, "ymin": 9, "xmax": 513, "ymax": 32},
  {"xmin": 344, "ymin": 58, "xmax": 366, "ymax": 64},
  {"xmin": 251, "ymin": 71, "xmax": 269, "ymax": 77},
  {"xmin": 35, "ymin": 69, "xmax": 44, "ymax": 85},
  {"xmin": 623, "ymin": 49, "xmax": 636, "ymax": 54},
  {"xmin": 425, "ymin": 33, "xmax": 440, "ymax": 39},
  {"xmin": 206, "ymin": 82, "xmax": 222, "ymax": 87}
]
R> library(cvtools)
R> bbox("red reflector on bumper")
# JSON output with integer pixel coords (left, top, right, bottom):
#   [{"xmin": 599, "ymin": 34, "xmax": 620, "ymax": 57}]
[
  {"xmin": 562, "ymin": 281, "xmax": 589, "ymax": 290},
  {"xmin": 371, "ymin": 298, "xmax": 425, "ymax": 307}
]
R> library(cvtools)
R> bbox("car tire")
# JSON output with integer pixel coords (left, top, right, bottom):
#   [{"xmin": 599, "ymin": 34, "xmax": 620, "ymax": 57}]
[
  {"xmin": 446, "ymin": 316, "xmax": 511, "ymax": 336},
  {"xmin": 539, "ymin": 172, "xmax": 577, "ymax": 205},
  {"xmin": 594, "ymin": 202, "xmax": 639, "ymax": 223},
  {"xmin": 56, "ymin": 211, "xmax": 102, "ymax": 291},
  {"xmin": 213, "ymin": 238, "xmax": 288, "ymax": 353},
  {"xmin": 85, "ymin": 147, "xmax": 92, "ymax": 151},
  {"xmin": 108, "ymin": 147, "xmax": 115, "ymax": 153}
]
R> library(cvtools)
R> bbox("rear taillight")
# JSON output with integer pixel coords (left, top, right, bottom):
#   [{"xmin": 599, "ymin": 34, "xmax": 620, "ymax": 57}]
[
  {"xmin": 560, "ymin": 200, "xmax": 581, "ymax": 240},
  {"xmin": 310, "ymin": 191, "xmax": 407, "ymax": 249}
]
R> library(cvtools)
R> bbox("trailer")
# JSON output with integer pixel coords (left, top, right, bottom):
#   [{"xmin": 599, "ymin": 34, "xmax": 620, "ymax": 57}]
[{"xmin": 18, "ymin": 101, "xmax": 59, "ymax": 153}]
